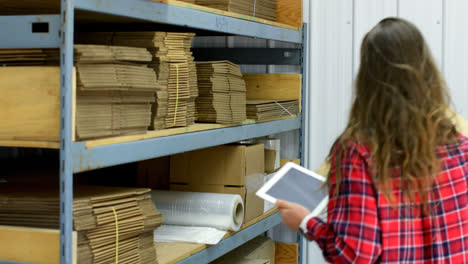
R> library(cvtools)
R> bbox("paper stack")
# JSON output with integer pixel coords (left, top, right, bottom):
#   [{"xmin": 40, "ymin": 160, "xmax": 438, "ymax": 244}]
[
  {"xmin": 194, "ymin": 0, "xmax": 277, "ymax": 21},
  {"xmin": 196, "ymin": 61, "xmax": 246, "ymax": 124},
  {"xmin": 246, "ymin": 99, "xmax": 299, "ymax": 121},
  {"xmin": 74, "ymin": 44, "xmax": 157, "ymax": 139},
  {"xmin": 0, "ymin": 185, "xmax": 162, "ymax": 264},
  {"xmin": 111, "ymin": 32, "xmax": 198, "ymax": 129}
]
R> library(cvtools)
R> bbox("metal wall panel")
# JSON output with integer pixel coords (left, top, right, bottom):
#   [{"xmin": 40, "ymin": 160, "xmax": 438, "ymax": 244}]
[
  {"xmin": 353, "ymin": 0, "xmax": 398, "ymax": 74},
  {"xmin": 307, "ymin": 0, "xmax": 353, "ymax": 172},
  {"xmin": 444, "ymin": 0, "xmax": 468, "ymax": 119},
  {"xmin": 398, "ymin": 0, "xmax": 443, "ymax": 66}
]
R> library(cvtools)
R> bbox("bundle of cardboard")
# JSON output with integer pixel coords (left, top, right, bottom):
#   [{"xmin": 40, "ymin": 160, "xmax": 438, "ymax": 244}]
[
  {"xmin": 196, "ymin": 61, "xmax": 246, "ymax": 124},
  {"xmin": 193, "ymin": 0, "xmax": 277, "ymax": 21},
  {"xmin": 0, "ymin": 45, "xmax": 158, "ymax": 140},
  {"xmin": 110, "ymin": 32, "xmax": 198, "ymax": 129},
  {"xmin": 74, "ymin": 44, "xmax": 157, "ymax": 139},
  {"xmin": 246, "ymin": 99, "xmax": 299, "ymax": 121},
  {"xmin": 0, "ymin": 185, "xmax": 162, "ymax": 264}
]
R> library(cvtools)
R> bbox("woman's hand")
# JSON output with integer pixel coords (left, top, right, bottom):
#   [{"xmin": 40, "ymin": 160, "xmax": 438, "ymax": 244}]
[{"xmin": 276, "ymin": 200, "xmax": 311, "ymax": 231}]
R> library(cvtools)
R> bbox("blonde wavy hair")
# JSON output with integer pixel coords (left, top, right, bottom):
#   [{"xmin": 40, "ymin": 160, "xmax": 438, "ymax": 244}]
[{"xmin": 330, "ymin": 18, "xmax": 458, "ymax": 207}]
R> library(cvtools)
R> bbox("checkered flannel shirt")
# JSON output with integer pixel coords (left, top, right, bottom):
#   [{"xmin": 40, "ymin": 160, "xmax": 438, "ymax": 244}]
[{"xmin": 306, "ymin": 135, "xmax": 468, "ymax": 263}]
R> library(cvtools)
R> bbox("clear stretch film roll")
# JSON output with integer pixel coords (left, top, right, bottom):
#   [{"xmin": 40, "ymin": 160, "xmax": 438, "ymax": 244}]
[
  {"xmin": 151, "ymin": 190, "xmax": 244, "ymax": 231},
  {"xmin": 257, "ymin": 138, "xmax": 281, "ymax": 170}
]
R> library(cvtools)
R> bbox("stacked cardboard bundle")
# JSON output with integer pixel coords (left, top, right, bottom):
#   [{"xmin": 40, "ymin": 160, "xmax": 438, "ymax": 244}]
[
  {"xmin": 246, "ymin": 99, "xmax": 299, "ymax": 121},
  {"xmin": 196, "ymin": 61, "xmax": 246, "ymax": 124},
  {"xmin": 0, "ymin": 48, "xmax": 58, "ymax": 65},
  {"xmin": 194, "ymin": 0, "xmax": 277, "ymax": 21},
  {"xmin": 74, "ymin": 45, "xmax": 157, "ymax": 139},
  {"xmin": 111, "ymin": 32, "xmax": 198, "ymax": 129},
  {"xmin": 0, "ymin": 185, "xmax": 162, "ymax": 264}
]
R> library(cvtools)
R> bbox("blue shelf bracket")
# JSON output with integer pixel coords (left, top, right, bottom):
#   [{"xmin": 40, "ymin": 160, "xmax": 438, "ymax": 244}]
[{"xmin": 0, "ymin": 15, "xmax": 61, "ymax": 48}]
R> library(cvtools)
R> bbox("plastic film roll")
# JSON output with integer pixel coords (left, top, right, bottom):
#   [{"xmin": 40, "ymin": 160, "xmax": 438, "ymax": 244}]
[{"xmin": 151, "ymin": 190, "xmax": 244, "ymax": 231}]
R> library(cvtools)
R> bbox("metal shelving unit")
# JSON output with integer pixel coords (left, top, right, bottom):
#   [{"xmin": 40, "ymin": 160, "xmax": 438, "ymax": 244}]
[{"xmin": 0, "ymin": 1, "xmax": 307, "ymax": 263}]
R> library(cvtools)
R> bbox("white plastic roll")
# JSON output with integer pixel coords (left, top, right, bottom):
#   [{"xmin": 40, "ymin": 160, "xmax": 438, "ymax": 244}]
[
  {"xmin": 257, "ymin": 138, "xmax": 281, "ymax": 170},
  {"xmin": 151, "ymin": 190, "xmax": 244, "ymax": 231}
]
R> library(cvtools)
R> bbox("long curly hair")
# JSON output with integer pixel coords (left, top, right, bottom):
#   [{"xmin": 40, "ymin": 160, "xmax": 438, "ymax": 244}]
[{"xmin": 329, "ymin": 18, "xmax": 458, "ymax": 207}]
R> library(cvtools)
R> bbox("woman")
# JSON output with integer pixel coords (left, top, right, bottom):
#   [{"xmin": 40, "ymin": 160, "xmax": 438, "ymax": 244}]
[{"xmin": 278, "ymin": 18, "xmax": 468, "ymax": 263}]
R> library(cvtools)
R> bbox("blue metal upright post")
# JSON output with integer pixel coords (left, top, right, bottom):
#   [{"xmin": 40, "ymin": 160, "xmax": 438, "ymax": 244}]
[
  {"xmin": 59, "ymin": 0, "xmax": 75, "ymax": 263},
  {"xmin": 299, "ymin": 22, "xmax": 309, "ymax": 264}
]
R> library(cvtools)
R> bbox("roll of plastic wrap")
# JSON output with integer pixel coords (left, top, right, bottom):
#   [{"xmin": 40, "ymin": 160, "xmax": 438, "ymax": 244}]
[
  {"xmin": 257, "ymin": 138, "xmax": 281, "ymax": 170},
  {"xmin": 151, "ymin": 190, "xmax": 244, "ymax": 231}
]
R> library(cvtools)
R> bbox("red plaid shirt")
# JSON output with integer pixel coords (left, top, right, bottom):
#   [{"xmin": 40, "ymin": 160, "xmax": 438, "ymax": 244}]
[{"xmin": 306, "ymin": 135, "xmax": 468, "ymax": 263}]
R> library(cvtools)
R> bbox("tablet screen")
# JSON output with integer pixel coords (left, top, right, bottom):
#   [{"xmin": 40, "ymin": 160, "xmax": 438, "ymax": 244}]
[{"xmin": 265, "ymin": 167, "xmax": 328, "ymax": 211}]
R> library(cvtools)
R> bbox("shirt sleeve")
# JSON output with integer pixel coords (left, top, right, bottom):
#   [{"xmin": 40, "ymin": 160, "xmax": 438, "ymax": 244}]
[{"xmin": 305, "ymin": 144, "xmax": 382, "ymax": 264}]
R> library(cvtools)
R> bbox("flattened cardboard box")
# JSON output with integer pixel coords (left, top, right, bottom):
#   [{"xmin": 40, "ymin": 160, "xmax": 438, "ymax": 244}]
[
  {"xmin": 169, "ymin": 173, "xmax": 264, "ymax": 223},
  {"xmin": 170, "ymin": 144, "xmax": 264, "ymax": 186}
]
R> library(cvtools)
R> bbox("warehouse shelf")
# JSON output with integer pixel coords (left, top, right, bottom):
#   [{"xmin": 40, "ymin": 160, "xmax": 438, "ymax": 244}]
[
  {"xmin": 0, "ymin": 0, "xmax": 307, "ymax": 262},
  {"xmin": 0, "ymin": 0, "xmax": 302, "ymax": 48},
  {"xmin": 73, "ymin": 116, "xmax": 301, "ymax": 172},
  {"xmin": 156, "ymin": 210, "xmax": 281, "ymax": 264}
]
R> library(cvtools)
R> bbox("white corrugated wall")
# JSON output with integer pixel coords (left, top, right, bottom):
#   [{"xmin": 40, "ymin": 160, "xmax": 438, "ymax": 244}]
[{"xmin": 304, "ymin": 0, "xmax": 468, "ymax": 262}]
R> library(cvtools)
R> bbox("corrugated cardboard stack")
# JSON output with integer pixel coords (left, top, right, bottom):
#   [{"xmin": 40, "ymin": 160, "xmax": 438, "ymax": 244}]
[
  {"xmin": 111, "ymin": 32, "xmax": 198, "ymax": 129},
  {"xmin": 246, "ymin": 99, "xmax": 299, "ymax": 121},
  {"xmin": 0, "ymin": 48, "xmax": 59, "ymax": 65},
  {"xmin": 0, "ymin": 45, "xmax": 157, "ymax": 139},
  {"xmin": 74, "ymin": 44, "xmax": 157, "ymax": 139},
  {"xmin": 169, "ymin": 144, "xmax": 265, "ymax": 223},
  {"xmin": 195, "ymin": 0, "xmax": 277, "ymax": 21},
  {"xmin": 0, "ymin": 185, "xmax": 162, "ymax": 264},
  {"xmin": 196, "ymin": 61, "xmax": 246, "ymax": 124}
]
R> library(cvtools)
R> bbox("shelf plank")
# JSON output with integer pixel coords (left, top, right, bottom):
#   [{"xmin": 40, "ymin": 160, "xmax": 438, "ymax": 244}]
[
  {"xmin": 0, "ymin": 225, "xmax": 77, "ymax": 264},
  {"xmin": 74, "ymin": 0, "xmax": 302, "ymax": 43},
  {"xmin": 72, "ymin": 116, "xmax": 301, "ymax": 172},
  {"xmin": 153, "ymin": 0, "xmax": 299, "ymax": 30},
  {"xmin": 156, "ymin": 209, "xmax": 280, "ymax": 264}
]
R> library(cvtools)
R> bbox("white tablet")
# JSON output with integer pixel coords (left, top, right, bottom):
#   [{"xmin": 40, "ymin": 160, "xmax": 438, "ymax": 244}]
[{"xmin": 256, "ymin": 162, "xmax": 329, "ymax": 217}]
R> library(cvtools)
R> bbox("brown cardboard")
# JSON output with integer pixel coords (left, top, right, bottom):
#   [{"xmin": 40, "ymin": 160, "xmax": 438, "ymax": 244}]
[
  {"xmin": 264, "ymin": 149, "xmax": 277, "ymax": 173},
  {"xmin": 212, "ymin": 236, "xmax": 275, "ymax": 264},
  {"xmin": 137, "ymin": 156, "xmax": 170, "ymax": 189},
  {"xmin": 279, "ymin": 158, "xmax": 300, "ymax": 167},
  {"xmin": 170, "ymin": 144, "xmax": 264, "ymax": 186}
]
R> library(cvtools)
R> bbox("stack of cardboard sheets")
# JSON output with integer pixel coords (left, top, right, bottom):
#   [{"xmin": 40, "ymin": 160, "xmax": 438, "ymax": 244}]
[
  {"xmin": 0, "ymin": 45, "xmax": 158, "ymax": 140},
  {"xmin": 194, "ymin": 0, "xmax": 277, "ymax": 21},
  {"xmin": 74, "ymin": 44, "xmax": 157, "ymax": 139},
  {"xmin": 111, "ymin": 32, "xmax": 198, "ymax": 129},
  {"xmin": 0, "ymin": 185, "xmax": 162, "ymax": 264},
  {"xmin": 246, "ymin": 99, "xmax": 299, "ymax": 121},
  {"xmin": 196, "ymin": 61, "xmax": 246, "ymax": 124},
  {"xmin": 0, "ymin": 48, "xmax": 59, "ymax": 65}
]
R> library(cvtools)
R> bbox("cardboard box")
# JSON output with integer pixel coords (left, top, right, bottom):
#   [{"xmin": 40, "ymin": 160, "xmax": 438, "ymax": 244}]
[
  {"xmin": 136, "ymin": 156, "xmax": 170, "ymax": 189},
  {"xmin": 170, "ymin": 173, "xmax": 264, "ymax": 223},
  {"xmin": 275, "ymin": 242, "xmax": 298, "ymax": 264},
  {"xmin": 170, "ymin": 144, "xmax": 264, "ymax": 186},
  {"xmin": 212, "ymin": 236, "xmax": 275, "ymax": 264},
  {"xmin": 264, "ymin": 149, "xmax": 277, "ymax": 173}
]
